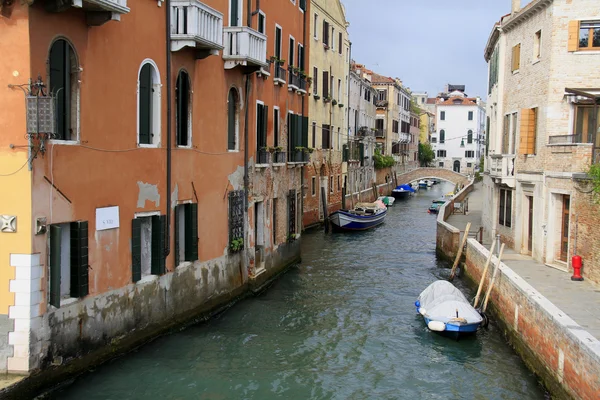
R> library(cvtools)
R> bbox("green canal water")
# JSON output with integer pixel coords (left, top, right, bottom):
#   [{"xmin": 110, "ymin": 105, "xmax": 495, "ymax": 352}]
[{"xmin": 50, "ymin": 182, "xmax": 546, "ymax": 399}]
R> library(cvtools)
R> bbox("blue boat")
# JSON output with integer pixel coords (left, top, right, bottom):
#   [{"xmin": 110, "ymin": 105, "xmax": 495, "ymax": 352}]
[
  {"xmin": 391, "ymin": 184, "xmax": 416, "ymax": 199},
  {"xmin": 415, "ymin": 280, "xmax": 483, "ymax": 339},
  {"xmin": 329, "ymin": 201, "xmax": 387, "ymax": 231}
]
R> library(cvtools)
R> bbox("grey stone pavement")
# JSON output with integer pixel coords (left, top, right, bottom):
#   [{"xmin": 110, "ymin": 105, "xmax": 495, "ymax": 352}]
[{"xmin": 447, "ymin": 182, "xmax": 600, "ymax": 340}]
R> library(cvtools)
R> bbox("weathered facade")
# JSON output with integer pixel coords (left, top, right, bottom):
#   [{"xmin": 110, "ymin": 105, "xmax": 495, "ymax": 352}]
[
  {"xmin": 0, "ymin": 0, "xmax": 308, "ymax": 375},
  {"xmin": 483, "ymin": 0, "xmax": 600, "ymax": 284},
  {"xmin": 304, "ymin": 0, "xmax": 349, "ymax": 227}
]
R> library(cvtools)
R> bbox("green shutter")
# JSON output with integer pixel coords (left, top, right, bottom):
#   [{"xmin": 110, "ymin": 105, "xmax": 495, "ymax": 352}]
[
  {"xmin": 230, "ymin": 0, "xmax": 239, "ymax": 26},
  {"xmin": 300, "ymin": 0, "xmax": 306, "ymax": 12},
  {"xmin": 131, "ymin": 218, "xmax": 142, "ymax": 282},
  {"xmin": 185, "ymin": 203, "xmax": 199, "ymax": 261},
  {"xmin": 301, "ymin": 116, "xmax": 309, "ymax": 148},
  {"xmin": 139, "ymin": 64, "xmax": 152, "ymax": 145},
  {"xmin": 263, "ymin": 105, "xmax": 269, "ymax": 149},
  {"xmin": 343, "ymin": 144, "xmax": 349, "ymax": 162},
  {"xmin": 50, "ymin": 40, "xmax": 68, "ymax": 140},
  {"xmin": 70, "ymin": 221, "xmax": 89, "ymax": 298},
  {"xmin": 174, "ymin": 205, "xmax": 182, "ymax": 266},
  {"xmin": 49, "ymin": 225, "xmax": 62, "ymax": 307},
  {"xmin": 151, "ymin": 215, "xmax": 166, "ymax": 275},
  {"xmin": 359, "ymin": 143, "xmax": 365, "ymax": 166}
]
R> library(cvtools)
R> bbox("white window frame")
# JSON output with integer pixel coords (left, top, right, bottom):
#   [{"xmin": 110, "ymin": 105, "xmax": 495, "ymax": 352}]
[
  {"xmin": 313, "ymin": 13, "xmax": 318, "ymax": 40},
  {"xmin": 227, "ymin": 85, "xmax": 242, "ymax": 152},
  {"xmin": 257, "ymin": 10, "xmax": 266, "ymax": 34},
  {"xmin": 274, "ymin": 24, "xmax": 282, "ymax": 59},
  {"xmin": 137, "ymin": 58, "xmax": 162, "ymax": 148},
  {"xmin": 175, "ymin": 69, "xmax": 192, "ymax": 149},
  {"xmin": 289, "ymin": 35, "xmax": 296, "ymax": 67},
  {"xmin": 228, "ymin": 0, "xmax": 242, "ymax": 27}
]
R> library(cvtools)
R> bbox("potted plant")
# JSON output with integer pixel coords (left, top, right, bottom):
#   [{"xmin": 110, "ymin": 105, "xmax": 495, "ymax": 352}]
[
  {"xmin": 313, "ymin": 94, "xmax": 321, "ymax": 100},
  {"xmin": 229, "ymin": 238, "xmax": 244, "ymax": 252},
  {"xmin": 324, "ymin": 96, "xmax": 331, "ymax": 103},
  {"xmin": 332, "ymin": 99, "xmax": 338, "ymax": 106},
  {"xmin": 338, "ymin": 103, "xmax": 344, "ymax": 108},
  {"xmin": 266, "ymin": 146, "xmax": 277, "ymax": 153},
  {"xmin": 274, "ymin": 146, "xmax": 284, "ymax": 152}
]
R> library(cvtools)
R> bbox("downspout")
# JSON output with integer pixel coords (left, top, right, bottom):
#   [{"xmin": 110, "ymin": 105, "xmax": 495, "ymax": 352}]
[
  {"xmin": 301, "ymin": 1, "xmax": 307, "ymax": 230},
  {"xmin": 243, "ymin": 0, "xmax": 252, "ymax": 277},
  {"xmin": 165, "ymin": 0, "xmax": 173, "ymax": 261}
]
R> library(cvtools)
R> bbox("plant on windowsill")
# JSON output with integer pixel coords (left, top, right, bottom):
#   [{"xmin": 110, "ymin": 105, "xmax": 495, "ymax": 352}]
[
  {"xmin": 302, "ymin": 147, "xmax": 314, "ymax": 154},
  {"xmin": 265, "ymin": 146, "xmax": 277, "ymax": 153},
  {"xmin": 306, "ymin": 76, "xmax": 313, "ymax": 85},
  {"xmin": 588, "ymin": 163, "xmax": 600, "ymax": 204},
  {"xmin": 313, "ymin": 94, "xmax": 320, "ymax": 100},
  {"xmin": 274, "ymin": 146, "xmax": 284, "ymax": 152},
  {"xmin": 338, "ymin": 103, "xmax": 344, "ymax": 108},
  {"xmin": 324, "ymin": 96, "xmax": 331, "ymax": 103},
  {"xmin": 332, "ymin": 99, "xmax": 338, "ymax": 106},
  {"xmin": 230, "ymin": 238, "xmax": 244, "ymax": 253},
  {"xmin": 287, "ymin": 233, "xmax": 298, "ymax": 242}
]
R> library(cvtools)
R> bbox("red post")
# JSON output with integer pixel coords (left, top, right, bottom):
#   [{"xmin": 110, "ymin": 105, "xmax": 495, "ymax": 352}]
[{"xmin": 571, "ymin": 255, "xmax": 584, "ymax": 281}]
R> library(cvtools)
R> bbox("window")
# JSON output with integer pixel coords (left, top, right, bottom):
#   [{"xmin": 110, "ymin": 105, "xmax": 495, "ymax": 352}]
[
  {"xmin": 131, "ymin": 215, "xmax": 166, "ymax": 283},
  {"xmin": 313, "ymin": 14, "xmax": 318, "ymax": 40},
  {"xmin": 299, "ymin": 0, "xmax": 306, "ymax": 12},
  {"xmin": 229, "ymin": 0, "xmax": 241, "ymax": 26},
  {"xmin": 511, "ymin": 43, "xmax": 521, "ymax": 72},
  {"xmin": 569, "ymin": 20, "xmax": 600, "ymax": 51},
  {"xmin": 275, "ymin": 26, "xmax": 282, "ymax": 59},
  {"xmin": 337, "ymin": 175, "xmax": 341, "ymax": 191},
  {"xmin": 298, "ymin": 44, "xmax": 304, "ymax": 70},
  {"xmin": 467, "ymin": 163, "xmax": 472, "ymax": 168},
  {"xmin": 323, "ymin": 21, "xmax": 330, "ymax": 48},
  {"xmin": 312, "ymin": 176, "xmax": 316, "ymax": 196},
  {"xmin": 331, "ymin": 27, "xmax": 335, "ymax": 52},
  {"xmin": 322, "ymin": 124, "xmax": 331, "ymax": 149},
  {"xmin": 468, "ymin": 111, "xmax": 473, "ymax": 121},
  {"xmin": 227, "ymin": 88, "xmax": 240, "ymax": 150},
  {"xmin": 438, "ymin": 162, "xmax": 444, "ymax": 167},
  {"xmin": 312, "ymin": 122, "xmax": 316, "ymax": 147},
  {"xmin": 48, "ymin": 221, "xmax": 89, "ymax": 307},
  {"xmin": 392, "ymin": 120, "xmax": 399, "ymax": 133},
  {"xmin": 437, "ymin": 150, "xmax": 446, "ymax": 158},
  {"xmin": 467, "ymin": 130, "xmax": 473, "ymax": 144},
  {"xmin": 257, "ymin": 11, "xmax": 265, "ymax": 34},
  {"xmin": 465, "ymin": 150, "xmax": 475, "ymax": 158},
  {"xmin": 431, "ymin": 137, "xmax": 437, "ymax": 143},
  {"xmin": 440, "ymin": 111, "xmax": 445, "ymax": 120},
  {"xmin": 313, "ymin": 67, "xmax": 318, "ymax": 96},
  {"xmin": 534, "ymin": 30, "xmax": 541, "ymax": 60},
  {"xmin": 256, "ymin": 101, "xmax": 268, "ymax": 157},
  {"xmin": 573, "ymin": 105, "xmax": 600, "ymax": 143},
  {"xmin": 49, "ymin": 39, "xmax": 79, "ymax": 141},
  {"xmin": 518, "ymin": 107, "xmax": 537, "ymax": 155},
  {"xmin": 439, "ymin": 129, "xmax": 445, "ymax": 143},
  {"xmin": 337, "ymin": 79, "xmax": 341, "ymax": 102},
  {"xmin": 138, "ymin": 61, "xmax": 161, "ymax": 146},
  {"xmin": 338, "ymin": 32, "xmax": 342, "ymax": 54},
  {"xmin": 175, "ymin": 70, "xmax": 191, "ymax": 147},
  {"xmin": 273, "ymin": 107, "xmax": 280, "ymax": 147},
  {"xmin": 322, "ymin": 71, "xmax": 329, "ymax": 98},
  {"xmin": 228, "ymin": 190, "xmax": 245, "ymax": 252},
  {"xmin": 289, "ymin": 36, "xmax": 295, "ymax": 67},
  {"xmin": 499, "ymin": 189, "xmax": 513, "ymax": 227},
  {"xmin": 330, "ymin": 176, "xmax": 334, "ymax": 193},
  {"xmin": 272, "ymin": 198, "xmax": 278, "ymax": 245},
  {"xmin": 175, "ymin": 203, "xmax": 199, "ymax": 265},
  {"xmin": 378, "ymin": 89, "xmax": 387, "ymax": 102}
]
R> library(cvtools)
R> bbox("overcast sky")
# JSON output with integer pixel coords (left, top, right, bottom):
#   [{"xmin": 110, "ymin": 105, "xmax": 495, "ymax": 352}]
[{"xmin": 343, "ymin": 0, "xmax": 532, "ymax": 99}]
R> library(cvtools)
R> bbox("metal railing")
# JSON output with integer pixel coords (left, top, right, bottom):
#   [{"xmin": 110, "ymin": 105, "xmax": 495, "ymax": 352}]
[
  {"xmin": 273, "ymin": 151, "xmax": 286, "ymax": 164},
  {"xmin": 274, "ymin": 63, "xmax": 287, "ymax": 82},
  {"xmin": 375, "ymin": 129, "xmax": 385, "ymax": 138},
  {"xmin": 548, "ymin": 133, "xmax": 593, "ymax": 145},
  {"xmin": 171, "ymin": 0, "xmax": 223, "ymax": 51},
  {"xmin": 288, "ymin": 150, "xmax": 309, "ymax": 163},
  {"xmin": 256, "ymin": 149, "xmax": 270, "ymax": 164}
]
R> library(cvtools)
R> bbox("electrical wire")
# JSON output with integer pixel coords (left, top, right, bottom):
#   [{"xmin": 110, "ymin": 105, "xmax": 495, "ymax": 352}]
[{"xmin": 0, "ymin": 147, "xmax": 39, "ymax": 177}]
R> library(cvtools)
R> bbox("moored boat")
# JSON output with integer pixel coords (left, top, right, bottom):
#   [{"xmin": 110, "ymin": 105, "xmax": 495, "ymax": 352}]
[
  {"xmin": 427, "ymin": 198, "xmax": 447, "ymax": 214},
  {"xmin": 415, "ymin": 280, "xmax": 484, "ymax": 339},
  {"xmin": 377, "ymin": 196, "xmax": 395, "ymax": 206},
  {"xmin": 329, "ymin": 201, "xmax": 387, "ymax": 231},
  {"xmin": 391, "ymin": 184, "xmax": 416, "ymax": 199},
  {"xmin": 418, "ymin": 180, "xmax": 428, "ymax": 188}
]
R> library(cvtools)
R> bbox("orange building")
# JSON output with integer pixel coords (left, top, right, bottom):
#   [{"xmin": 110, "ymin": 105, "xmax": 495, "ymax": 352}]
[{"xmin": 0, "ymin": 0, "xmax": 308, "ymax": 376}]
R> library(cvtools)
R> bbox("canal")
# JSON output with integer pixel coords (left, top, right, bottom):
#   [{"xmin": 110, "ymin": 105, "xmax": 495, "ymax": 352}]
[{"xmin": 49, "ymin": 182, "xmax": 546, "ymax": 399}]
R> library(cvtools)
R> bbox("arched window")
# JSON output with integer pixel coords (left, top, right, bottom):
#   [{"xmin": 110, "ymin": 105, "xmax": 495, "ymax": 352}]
[
  {"xmin": 49, "ymin": 39, "xmax": 79, "ymax": 141},
  {"xmin": 467, "ymin": 129, "xmax": 473, "ymax": 144},
  {"xmin": 439, "ymin": 129, "xmax": 445, "ymax": 143},
  {"xmin": 176, "ymin": 70, "xmax": 191, "ymax": 147},
  {"xmin": 227, "ymin": 88, "xmax": 239, "ymax": 150},
  {"xmin": 138, "ymin": 60, "xmax": 161, "ymax": 146}
]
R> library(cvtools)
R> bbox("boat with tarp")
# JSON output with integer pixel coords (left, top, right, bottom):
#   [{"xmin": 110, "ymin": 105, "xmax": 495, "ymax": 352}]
[{"xmin": 329, "ymin": 200, "xmax": 387, "ymax": 231}]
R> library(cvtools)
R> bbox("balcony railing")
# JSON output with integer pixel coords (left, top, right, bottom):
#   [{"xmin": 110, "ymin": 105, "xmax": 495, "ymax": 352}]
[
  {"xmin": 223, "ymin": 27, "xmax": 267, "ymax": 69},
  {"xmin": 297, "ymin": 76, "xmax": 307, "ymax": 93},
  {"xmin": 274, "ymin": 63, "xmax": 287, "ymax": 84},
  {"xmin": 548, "ymin": 133, "xmax": 594, "ymax": 145},
  {"xmin": 170, "ymin": 0, "xmax": 223, "ymax": 53},
  {"xmin": 256, "ymin": 149, "xmax": 270, "ymax": 165},
  {"xmin": 489, "ymin": 154, "xmax": 516, "ymax": 187},
  {"xmin": 288, "ymin": 150, "xmax": 309, "ymax": 163},
  {"xmin": 47, "ymin": 0, "xmax": 130, "ymax": 25},
  {"xmin": 288, "ymin": 67, "xmax": 299, "ymax": 90},
  {"xmin": 375, "ymin": 129, "xmax": 385, "ymax": 138},
  {"xmin": 273, "ymin": 151, "xmax": 287, "ymax": 164}
]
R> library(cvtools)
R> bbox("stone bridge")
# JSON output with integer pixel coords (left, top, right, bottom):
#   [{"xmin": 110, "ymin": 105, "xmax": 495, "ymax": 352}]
[{"xmin": 395, "ymin": 167, "xmax": 470, "ymax": 187}]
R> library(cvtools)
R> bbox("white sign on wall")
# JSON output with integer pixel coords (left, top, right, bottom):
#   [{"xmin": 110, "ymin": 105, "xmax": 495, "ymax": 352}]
[{"xmin": 96, "ymin": 206, "xmax": 120, "ymax": 231}]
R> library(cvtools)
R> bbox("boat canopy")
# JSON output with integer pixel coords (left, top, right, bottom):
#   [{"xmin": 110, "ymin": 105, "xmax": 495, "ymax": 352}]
[
  {"xmin": 395, "ymin": 184, "xmax": 416, "ymax": 193},
  {"xmin": 418, "ymin": 281, "xmax": 482, "ymax": 324}
]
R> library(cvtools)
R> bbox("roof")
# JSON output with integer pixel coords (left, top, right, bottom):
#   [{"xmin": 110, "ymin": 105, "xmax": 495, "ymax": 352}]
[
  {"xmin": 370, "ymin": 72, "xmax": 395, "ymax": 84},
  {"xmin": 436, "ymin": 97, "xmax": 479, "ymax": 106},
  {"xmin": 426, "ymin": 98, "xmax": 437, "ymax": 104}
]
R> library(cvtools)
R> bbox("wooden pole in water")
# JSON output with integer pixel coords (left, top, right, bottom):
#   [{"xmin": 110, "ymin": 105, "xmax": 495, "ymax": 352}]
[
  {"xmin": 449, "ymin": 222, "xmax": 471, "ymax": 281},
  {"xmin": 482, "ymin": 243, "xmax": 505, "ymax": 313},
  {"xmin": 473, "ymin": 240, "xmax": 496, "ymax": 309},
  {"xmin": 321, "ymin": 186, "xmax": 329, "ymax": 233}
]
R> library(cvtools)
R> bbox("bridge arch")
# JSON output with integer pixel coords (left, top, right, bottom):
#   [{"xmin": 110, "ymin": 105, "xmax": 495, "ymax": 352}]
[{"xmin": 394, "ymin": 167, "xmax": 470, "ymax": 187}]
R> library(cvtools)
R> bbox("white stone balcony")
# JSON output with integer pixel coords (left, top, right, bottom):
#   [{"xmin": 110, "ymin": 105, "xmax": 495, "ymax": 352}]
[
  {"xmin": 489, "ymin": 154, "xmax": 516, "ymax": 188},
  {"xmin": 48, "ymin": 0, "xmax": 129, "ymax": 25},
  {"xmin": 223, "ymin": 27, "xmax": 267, "ymax": 70},
  {"xmin": 171, "ymin": 0, "xmax": 224, "ymax": 54}
]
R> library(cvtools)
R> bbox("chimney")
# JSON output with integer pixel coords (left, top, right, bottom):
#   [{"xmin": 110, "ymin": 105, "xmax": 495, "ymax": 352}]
[{"xmin": 512, "ymin": 0, "xmax": 520, "ymax": 14}]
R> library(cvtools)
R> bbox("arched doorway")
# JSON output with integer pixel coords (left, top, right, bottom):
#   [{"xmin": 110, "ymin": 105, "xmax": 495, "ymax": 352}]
[{"xmin": 453, "ymin": 160, "xmax": 461, "ymax": 173}]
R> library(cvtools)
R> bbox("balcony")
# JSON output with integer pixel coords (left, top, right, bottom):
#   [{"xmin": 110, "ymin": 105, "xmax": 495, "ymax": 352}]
[
  {"xmin": 273, "ymin": 63, "xmax": 287, "ymax": 86},
  {"xmin": 288, "ymin": 150, "xmax": 309, "ymax": 164},
  {"xmin": 171, "ymin": 0, "xmax": 224, "ymax": 55},
  {"xmin": 375, "ymin": 129, "xmax": 385, "ymax": 138},
  {"xmin": 288, "ymin": 67, "xmax": 299, "ymax": 91},
  {"xmin": 223, "ymin": 27, "xmax": 267, "ymax": 70},
  {"xmin": 489, "ymin": 154, "xmax": 516, "ymax": 188},
  {"xmin": 45, "ymin": 0, "xmax": 129, "ymax": 25}
]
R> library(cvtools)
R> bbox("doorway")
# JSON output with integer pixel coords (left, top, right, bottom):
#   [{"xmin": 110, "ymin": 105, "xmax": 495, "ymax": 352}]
[
  {"xmin": 453, "ymin": 160, "xmax": 461, "ymax": 173},
  {"xmin": 527, "ymin": 196, "xmax": 533, "ymax": 255},
  {"xmin": 560, "ymin": 195, "xmax": 570, "ymax": 262}
]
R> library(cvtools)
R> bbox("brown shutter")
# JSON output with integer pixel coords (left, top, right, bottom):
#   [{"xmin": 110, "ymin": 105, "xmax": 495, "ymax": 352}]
[
  {"xmin": 528, "ymin": 108, "xmax": 537, "ymax": 154},
  {"xmin": 519, "ymin": 109, "xmax": 531, "ymax": 155},
  {"xmin": 568, "ymin": 20, "xmax": 579, "ymax": 52},
  {"xmin": 512, "ymin": 44, "xmax": 521, "ymax": 71}
]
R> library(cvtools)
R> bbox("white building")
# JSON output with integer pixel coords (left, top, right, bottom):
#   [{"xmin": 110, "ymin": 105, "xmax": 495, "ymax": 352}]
[{"xmin": 431, "ymin": 88, "xmax": 486, "ymax": 175}]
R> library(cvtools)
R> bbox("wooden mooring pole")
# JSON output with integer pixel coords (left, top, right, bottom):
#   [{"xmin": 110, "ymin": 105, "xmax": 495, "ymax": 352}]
[
  {"xmin": 321, "ymin": 186, "xmax": 329, "ymax": 233},
  {"xmin": 473, "ymin": 240, "xmax": 496, "ymax": 309},
  {"xmin": 482, "ymin": 243, "xmax": 505, "ymax": 313},
  {"xmin": 449, "ymin": 222, "xmax": 471, "ymax": 281}
]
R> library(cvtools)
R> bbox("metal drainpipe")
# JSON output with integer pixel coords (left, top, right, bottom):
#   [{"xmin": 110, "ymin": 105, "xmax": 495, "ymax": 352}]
[
  {"xmin": 242, "ymin": 0, "xmax": 252, "ymax": 278},
  {"xmin": 301, "ymin": 1, "xmax": 307, "ymax": 230},
  {"xmin": 165, "ymin": 0, "xmax": 173, "ymax": 261}
]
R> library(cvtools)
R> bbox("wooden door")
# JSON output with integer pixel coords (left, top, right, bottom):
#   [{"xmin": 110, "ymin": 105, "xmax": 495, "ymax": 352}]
[
  {"xmin": 560, "ymin": 195, "xmax": 570, "ymax": 262},
  {"xmin": 527, "ymin": 196, "xmax": 533, "ymax": 254}
]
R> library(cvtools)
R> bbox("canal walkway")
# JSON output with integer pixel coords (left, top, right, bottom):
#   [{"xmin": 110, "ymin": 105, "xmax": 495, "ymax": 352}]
[{"xmin": 447, "ymin": 182, "xmax": 600, "ymax": 341}]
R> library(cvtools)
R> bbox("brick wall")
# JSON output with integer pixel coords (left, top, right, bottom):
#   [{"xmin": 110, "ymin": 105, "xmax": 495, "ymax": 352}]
[{"xmin": 464, "ymin": 239, "xmax": 600, "ymax": 400}]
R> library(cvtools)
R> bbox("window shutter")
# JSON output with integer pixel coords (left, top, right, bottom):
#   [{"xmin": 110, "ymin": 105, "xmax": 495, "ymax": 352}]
[
  {"xmin": 49, "ymin": 225, "xmax": 62, "ymax": 307},
  {"xmin": 512, "ymin": 44, "xmax": 521, "ymax": 72},
  {"xmin": 296, "ymin": 115, "xmax": 303, "ymax": 148},
  {"xmin": 151, "ymin": 215, "xmax": 166, "ymax": 275},
  {"xmin": 568, "ymin": 20, "xmax": 579, "ymax": 52},
  {"xmin": 49, "ymin": 41, "xmax": 67, "ymax": 140},
  {"xmin": 263, "ymin": 105, "xmax": 269, "ymax": 148},
  {"xmin": 342, "ymin": 144, "xmax": 349, "ymax": 162},
  {"xmin": 185, "ymin": 203, "xmax": 199, "ymax": 261},
  {"xmin": 338, "ymin": 32, "xmax": 342, "ymax": 54},
  {"xmin": 70, "ymin": 221, "xmax": 89, "ymax": 298},
  {"xmin": 139, "ymin": 65, "xmax": 152, "ymax": 145},
  {"xmin": 131, "ymin": 218, "xmax": 142, "ymax": 282},
  {"xmin": 323, "ymin": 22, "xmax": 328, "ymax": 46},
  {"xmin": 228, "ymin": 90, "xmax": 236, "ymax": 149},
  {"xmin": 301, "ymin": 116, "xmax": 309, "ymax": 148},
  {"xmin": 359, "ymin": 142, "xmax": 365, "ymax": 166},
  {"xmin": 519, "ymin": 109, "xmax": 532, "ymax": 155},
  {"xmin": 323, "ymin": 71, "xmax": 329, "ymax": 97},
  {"xmin": 174, "ymin": 205, "xmax": 181, "ymax": 266}
]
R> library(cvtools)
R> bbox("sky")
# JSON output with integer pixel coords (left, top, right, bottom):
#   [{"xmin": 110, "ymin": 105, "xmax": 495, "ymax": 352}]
[{"xmin": 342, "ymin": 0, "xmax": 532, "ymax": 99}]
